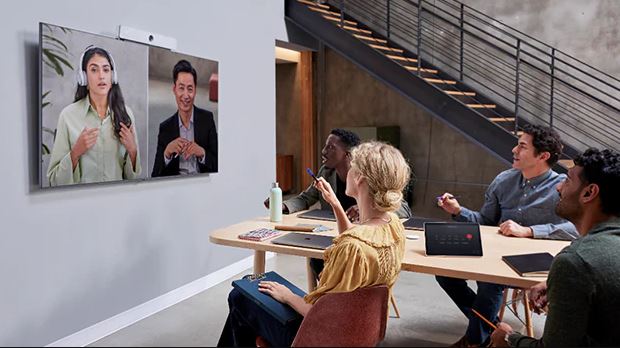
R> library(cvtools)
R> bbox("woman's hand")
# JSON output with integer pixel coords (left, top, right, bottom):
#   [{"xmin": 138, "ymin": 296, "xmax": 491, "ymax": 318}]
[
  {"xmin": 119, "ymin": 123, "xmax": 138, "ymax": 169},
  {"xmin": 119, "ymin": 123, "xmax": 137, "ymax": 156},
  {"xmin": 71, "ymin": 127, "xmax": 99, "ymax": 169},
  {"xmin": 314, "ymin": 177, "xmax": 340, "ymax": 207},
  {"xmin": 258, "ymin": 281, "xmax": 295, "ymax": 304}
]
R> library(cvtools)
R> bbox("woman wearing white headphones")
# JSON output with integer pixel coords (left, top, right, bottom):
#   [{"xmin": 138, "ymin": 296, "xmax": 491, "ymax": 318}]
[{"xmin": 47, "ymin": 46, "xmax": 141, "ymax": 186}]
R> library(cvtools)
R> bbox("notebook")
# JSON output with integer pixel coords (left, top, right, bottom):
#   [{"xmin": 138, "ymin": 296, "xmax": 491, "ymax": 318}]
[
  {"xmin": 297, "ymin": 209, "xmax": 336, "ymax": 222},
  {"xmin": 238, "ymin": 228, "xmax": 281, "ymax": 242},
  {"xmin": 404, "ymin": 216, "xmax": 444, "ymax": 230},
  {"xmin": 271, "ymin": 232, "xmax": 334, "ymax": 250},
  {"xmin": 502, "ymin": 252, "xmax": 554, "ymax": 277},
  {"xmin": 232, "ymin": 271, "xmax": 307, "ymax": 325},
  {"xmin": 424, "ymin": 222, "xmax": 483, "ymax": 256}
]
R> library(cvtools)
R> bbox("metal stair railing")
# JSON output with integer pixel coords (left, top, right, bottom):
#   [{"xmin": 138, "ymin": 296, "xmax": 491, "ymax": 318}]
[{"xmin": 324, "ymin": 0, "xmax": 620, "ymax": 156}]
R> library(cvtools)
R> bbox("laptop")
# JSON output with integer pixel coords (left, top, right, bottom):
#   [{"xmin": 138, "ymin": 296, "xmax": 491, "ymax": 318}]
[
  {"xmin": 297, "ymin": 209, "xmax": 336, "ymax": 222},
  {"xmin": 271, "ymin": 232, "xmax": 334, "ymax": 250},
  {"xmin": 404, "ymin": 216, "xmax": 444, "ymax": 230},
  {"xmin": 424, "ymin": 222, "xmax": 483, "ymax": 256}
]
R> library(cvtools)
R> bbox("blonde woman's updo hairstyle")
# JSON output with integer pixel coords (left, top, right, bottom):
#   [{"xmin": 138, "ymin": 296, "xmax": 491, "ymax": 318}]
[{"xmin": 350, "ymin": 141, "xmax": 411, "ymax": 212}]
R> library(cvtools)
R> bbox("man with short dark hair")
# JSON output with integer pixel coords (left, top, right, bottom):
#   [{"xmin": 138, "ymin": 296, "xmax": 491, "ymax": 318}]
[
  {"xmin": 491, "ymin": 148, "xmax": 620, "ymax": 347},
  {"xmin": 152, "ymin": 60, "xmax": 218, "ymax": 177},
  {"xmin": 436, "ymin": 124, "xmax": 578, "ymax": 347}
]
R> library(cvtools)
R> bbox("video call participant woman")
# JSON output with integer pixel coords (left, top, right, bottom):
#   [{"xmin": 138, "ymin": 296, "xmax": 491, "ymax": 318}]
[
  {"xmin": 217, "ymin": 141, "xmax": 411, "ymax": 347},
  {"xmin": 47, "ymin": 46, "xmax": 140, "ymax": 186}
]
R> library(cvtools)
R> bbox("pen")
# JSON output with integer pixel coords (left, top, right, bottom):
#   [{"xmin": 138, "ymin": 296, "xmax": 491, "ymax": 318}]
[
  {"xmin": 306, "ymin": 168, "xmax": 318, "ymax": 182},
  {"xmin": 436, "ymin": 195, "xmax": 460, "ymax": 200},
  {"xmin": 471, "ymin": 309, "xmax": 497, "ymax": 330}
]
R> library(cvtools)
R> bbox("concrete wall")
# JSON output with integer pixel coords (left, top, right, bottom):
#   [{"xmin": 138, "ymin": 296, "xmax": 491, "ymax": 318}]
[
  {"xmin": 462, "ymin": 0, "xmax": 620, "ymax": 79},
  {"xmin": 316, "ymin": 48, "xmax": 508, "ymax": 218},
  {"xmin": 0, "ymin": 0, "xmax": 285, "ymax": 345}
]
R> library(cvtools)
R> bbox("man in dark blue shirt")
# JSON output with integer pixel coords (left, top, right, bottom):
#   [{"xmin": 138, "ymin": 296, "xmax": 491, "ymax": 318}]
[{"xmin": 436, "ymin": 124, "xmax": 578, "ymax": 347}]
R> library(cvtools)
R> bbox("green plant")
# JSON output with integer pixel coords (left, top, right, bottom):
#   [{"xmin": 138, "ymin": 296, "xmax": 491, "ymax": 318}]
[{"xmin": 41, "ymin": 24, "xmax": 73, "ymax": 154}]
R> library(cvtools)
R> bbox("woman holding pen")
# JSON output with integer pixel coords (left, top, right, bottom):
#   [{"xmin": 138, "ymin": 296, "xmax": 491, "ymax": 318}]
[{"xmin": 217, "ymin": 141, "xmax": 411, "ymax": 347}]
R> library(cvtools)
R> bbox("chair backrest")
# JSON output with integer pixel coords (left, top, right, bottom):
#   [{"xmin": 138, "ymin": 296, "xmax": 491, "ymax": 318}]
[{"xmin": 292, "ymin": 285, "xmax": 389, "ymax": 347}]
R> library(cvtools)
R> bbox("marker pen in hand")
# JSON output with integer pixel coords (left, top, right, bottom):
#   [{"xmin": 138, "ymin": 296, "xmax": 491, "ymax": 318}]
[
  {"xmin": 306, "ymin": 168, "xmax": 318, "ymax": 182},
  {"xmin": 436, "ymin": 195, "xmax": 460, "ymax": 201}
]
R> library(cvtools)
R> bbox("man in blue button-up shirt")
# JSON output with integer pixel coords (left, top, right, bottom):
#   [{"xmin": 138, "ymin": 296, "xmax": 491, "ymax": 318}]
[{"xmin": 436, "ymin": 124, "xmax": 578, "ymax": 347}]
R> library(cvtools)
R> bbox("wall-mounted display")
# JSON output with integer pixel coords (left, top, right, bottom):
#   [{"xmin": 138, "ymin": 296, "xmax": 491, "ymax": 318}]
[{"xmin": 40, "ymin": 23, "xmax": 218, "ymax": 188}]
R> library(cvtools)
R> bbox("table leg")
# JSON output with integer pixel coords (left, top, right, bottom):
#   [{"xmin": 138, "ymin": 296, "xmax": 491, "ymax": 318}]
[
  {"xmin": 254, "ymin": 250, "xmax": 266, "ymax": 274},
  {"xmin": 306, "ymin": 258, "xmax": 317, "ymax": 292}
]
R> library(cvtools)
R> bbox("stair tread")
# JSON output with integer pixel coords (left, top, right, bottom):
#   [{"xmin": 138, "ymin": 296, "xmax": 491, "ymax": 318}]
[
  {"xmin": 308, "ymin": 5, "xmax": 341, "ymax": 17},
  {"xmin": 323, "ymin": 15, "xmax": 357, "ymax": 26},
  {"xmin": 404, "ymin": 66, "xmax": 439, "ymax": 73},
  {"xmin": 425, "ymin": 78, "xmax": 457, "ymax": 85},
  {"xmin": 353, "ymin": 34, "xmax": 387, "ymax": 44},
  {"xmin": 467, "ymin": 104, "xmax": 497, "ymax": 108},
  {"xmin": 297, "ymin": 0, "xmax": 330, "ymax": 9},
  {"xmin": 369, "ymin": 44, "xmax": 404, "ymax": 53},
  {"xmin": 444, "ymin": 90, "xmax": 476, "ymax": 96},
  {"xmin": 387, "ymin": 55, "xmax": 417, "ymax": 63},
  {"xmin": 343, "ymin": 25, "xmax": 372, "ymax": 34},
  {"xmin": 489, "ymin": 117, "xmax": 516, "ymax": 122}
]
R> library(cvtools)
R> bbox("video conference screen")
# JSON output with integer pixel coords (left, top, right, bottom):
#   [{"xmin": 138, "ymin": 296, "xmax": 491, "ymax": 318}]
[{"xmin": 40, "ymin": 23, "xmax": 219, "ymax": 188}]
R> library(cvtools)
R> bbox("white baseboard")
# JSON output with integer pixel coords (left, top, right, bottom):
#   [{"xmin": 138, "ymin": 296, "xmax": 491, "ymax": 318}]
[{"xmin": 47, "ymin": 252, "xmax": 275, "ymax": 347}]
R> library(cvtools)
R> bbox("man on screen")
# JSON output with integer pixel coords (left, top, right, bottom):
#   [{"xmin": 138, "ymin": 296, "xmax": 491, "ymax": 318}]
[{"xmin": 152, "ymin": 60, "xmax": 218, "ymax": 177}]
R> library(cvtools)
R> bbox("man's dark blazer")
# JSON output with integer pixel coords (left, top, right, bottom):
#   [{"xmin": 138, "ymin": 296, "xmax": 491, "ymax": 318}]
[{"xmin": 151, "ymin": 106, "xmax": 218, "ymax": 177}]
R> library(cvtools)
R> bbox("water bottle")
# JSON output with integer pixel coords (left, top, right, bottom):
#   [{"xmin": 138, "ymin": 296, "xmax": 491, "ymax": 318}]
[{"xmin": 269, "ymin": 182, "xmax": 282, "ymax": 222}]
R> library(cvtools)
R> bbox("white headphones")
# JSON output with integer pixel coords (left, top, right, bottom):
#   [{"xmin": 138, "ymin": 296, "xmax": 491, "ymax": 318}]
[{"xmin": 76, "ymin": 45, "xmax": 118, "ymax": 86}]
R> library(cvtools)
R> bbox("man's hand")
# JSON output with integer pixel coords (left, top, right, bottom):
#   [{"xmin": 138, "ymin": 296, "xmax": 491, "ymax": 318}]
[
  {"xmin": 490, "ymin": 322, "xmax": 514, "ymax": 347},
  {"xmin": 164, "ymin": 137, "xmax": 190, "ymax": 159},
  {"xmin": 258, "ymin": 281, "xmax": 295, "ymax": 304},
  {"xmin": 182, "ymin": 141, "xmax": 206, "ymax": 160},
  {"xmin": 529, "ymin": 281, "xmax": 548, "ymax": 314},
  {"xmin": 346, "ymin": 205, "xmax": 360, "ymax": 222},
  {"xmin": 499, "ymin": 219, "xmax": 533, "ymax": 238},
  {"xmin": 437, "ymin": 192, "xmax": 461, "ymax": 215}
]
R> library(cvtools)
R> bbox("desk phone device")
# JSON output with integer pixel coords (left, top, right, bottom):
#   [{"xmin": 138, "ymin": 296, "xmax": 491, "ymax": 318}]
[{"xmin": 424, "ymin": 222, "xmax": 483, "ymax": 256}]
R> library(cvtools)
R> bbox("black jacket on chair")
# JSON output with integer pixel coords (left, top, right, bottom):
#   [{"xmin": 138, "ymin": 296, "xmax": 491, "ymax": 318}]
[{"xmin": 151, "ymin": 106, "xmax": 218, "ymax": 177}]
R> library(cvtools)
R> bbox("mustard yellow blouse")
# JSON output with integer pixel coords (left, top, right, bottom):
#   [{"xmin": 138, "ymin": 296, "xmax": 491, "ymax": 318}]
[{"xmin": 304, "ymin": 212, "xmax": 405, "ymax": 304}]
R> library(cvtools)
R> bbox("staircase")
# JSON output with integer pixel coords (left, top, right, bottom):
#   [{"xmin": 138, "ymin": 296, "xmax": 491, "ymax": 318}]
[{"xmin": 287, "ymin": 0, "xmax": 620, "ymax": 170}]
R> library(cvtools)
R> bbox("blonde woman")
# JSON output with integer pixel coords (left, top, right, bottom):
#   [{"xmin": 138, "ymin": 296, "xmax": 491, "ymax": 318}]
[{"xmin": 218, "ymin": 141, "xmax": 411, "ymax": 347}]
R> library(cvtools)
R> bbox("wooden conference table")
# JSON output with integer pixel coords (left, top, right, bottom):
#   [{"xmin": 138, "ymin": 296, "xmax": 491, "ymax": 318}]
[{"xmin": 209, "ymin": 211, "xmax": 570, "ymax": 290}]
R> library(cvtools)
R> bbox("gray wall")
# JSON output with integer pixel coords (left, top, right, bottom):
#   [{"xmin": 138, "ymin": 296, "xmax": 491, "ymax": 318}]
[{"xmin": 0, "ymin": 0, "xmax": 284, "ymax": 345}]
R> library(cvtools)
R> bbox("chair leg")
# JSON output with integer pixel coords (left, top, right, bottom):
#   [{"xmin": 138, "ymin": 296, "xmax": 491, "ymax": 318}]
[
  {"xmin": 390, "ymin": 294, "xmax": 400, "ymax": 319},
  {"xmin": 498, "ymin": 288, "xmax": 508, "ymax": 321},
  {"xmin": 523, "ymin": 290, "xmax": 534, "ymax": 337},
  {"xmin": 511, "ymin": 289, "xmax": 521, "ymax": 319}
]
